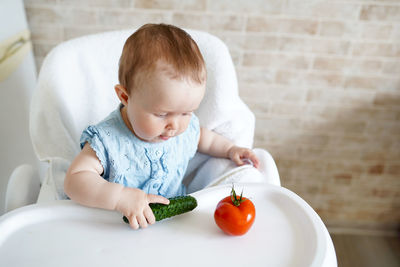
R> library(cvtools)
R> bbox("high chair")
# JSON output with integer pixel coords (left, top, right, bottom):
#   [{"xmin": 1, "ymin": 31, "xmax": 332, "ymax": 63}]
[{"xmin": 1, "ymin": 28, "xmax": 336, "ymax": 267}]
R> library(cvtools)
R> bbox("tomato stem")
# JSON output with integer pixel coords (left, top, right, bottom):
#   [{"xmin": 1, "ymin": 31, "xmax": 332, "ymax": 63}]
[{"xmin": 230, "ymin": 186, "xmax": 247, "ymax": 207}]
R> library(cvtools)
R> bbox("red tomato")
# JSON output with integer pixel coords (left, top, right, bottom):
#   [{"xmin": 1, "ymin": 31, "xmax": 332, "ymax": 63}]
[{"xmin": 214, "ymin": 187, "xmax": 255, "ymax": 236}]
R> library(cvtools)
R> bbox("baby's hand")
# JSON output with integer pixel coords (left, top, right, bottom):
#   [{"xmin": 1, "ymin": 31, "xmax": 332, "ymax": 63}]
[
  {"xmin": 227, "ymin": 146, "xmax": 260, "ymax": 169},
  {"xmin": 115, "ymin": 187, "xmax": 169, "ymax": 230}
]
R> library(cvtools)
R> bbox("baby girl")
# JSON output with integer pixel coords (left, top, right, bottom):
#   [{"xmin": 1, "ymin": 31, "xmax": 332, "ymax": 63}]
[{"xmin": 64, "ymin": 23, "xmax": 259, "ymax": 230}]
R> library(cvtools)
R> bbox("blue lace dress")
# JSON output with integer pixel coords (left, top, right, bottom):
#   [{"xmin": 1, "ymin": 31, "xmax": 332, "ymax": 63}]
[{"xmin": 80, "ymin": 105, "xmax": 200, "ymax": 198}]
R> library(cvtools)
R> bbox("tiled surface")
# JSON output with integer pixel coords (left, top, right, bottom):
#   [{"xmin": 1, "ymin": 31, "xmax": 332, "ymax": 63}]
[{"xmin": 331, "ymin": 234, "xmax": 400, "ymax": 267}]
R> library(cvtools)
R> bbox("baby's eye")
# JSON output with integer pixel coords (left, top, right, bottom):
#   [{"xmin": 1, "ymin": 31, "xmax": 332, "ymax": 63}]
[
  {"xmin": 182, "ymin": 112, "xmax": 193, "ymax": 116},
  {"xmin": 155, "ymin": 113, "xmax": 168, "ymax": 118}
]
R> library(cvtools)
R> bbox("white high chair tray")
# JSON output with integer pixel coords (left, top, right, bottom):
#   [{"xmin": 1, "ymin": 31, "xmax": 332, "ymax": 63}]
[{"xmin": 0, "ymin": 183, "xmax": 335, "ymax": 267}]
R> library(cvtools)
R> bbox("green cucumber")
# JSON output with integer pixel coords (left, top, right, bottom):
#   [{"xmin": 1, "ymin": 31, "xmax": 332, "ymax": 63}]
[{"xmin": 123, "ymin": 195, "xmax": 197, "ymax": 223}]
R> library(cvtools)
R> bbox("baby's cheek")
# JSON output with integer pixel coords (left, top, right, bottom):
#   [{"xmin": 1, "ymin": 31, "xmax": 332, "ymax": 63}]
[
  {"xmin": 143, "ymin": 119, "xmax": 162, "ymax": 134},
  {"xmin": 181, "ymin": 118, "xmax": 192, "ymax": 131}
]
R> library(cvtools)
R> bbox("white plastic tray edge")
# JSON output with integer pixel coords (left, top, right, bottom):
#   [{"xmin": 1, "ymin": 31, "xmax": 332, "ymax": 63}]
[
  {"xmin": 0, "ymin": 183, "xmax": 337, "ymax": 267},
  {"xmin": 192, "ymin": 183, "xmax": 330, "ymax": 267}
]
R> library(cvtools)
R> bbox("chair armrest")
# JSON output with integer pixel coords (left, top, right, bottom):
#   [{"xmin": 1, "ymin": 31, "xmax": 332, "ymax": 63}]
[
  {"xmin": 187, "ymin": 148, "xmax": 281, "ymax": 194},
  {"xmin": 253, "ymin": 148, "xmax": 281, "ymax": 186},
  {"xmin": 37, "ymin": 157, "xmax": 70, "ymax": 203},
  {"xmin": 5, "ymin": 164, "xmax": 40, "ymax": 213}
]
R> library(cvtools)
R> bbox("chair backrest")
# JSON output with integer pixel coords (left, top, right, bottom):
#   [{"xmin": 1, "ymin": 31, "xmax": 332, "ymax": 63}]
[{"xmin": 30, "ymin": 29, "xmax": 255, "ymax": 163}]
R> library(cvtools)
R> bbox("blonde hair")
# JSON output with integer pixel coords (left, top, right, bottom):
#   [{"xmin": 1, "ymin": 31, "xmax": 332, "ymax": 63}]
[{"xmin": 118, "ymin": 23, "xmax": 206, "ymax": 94}]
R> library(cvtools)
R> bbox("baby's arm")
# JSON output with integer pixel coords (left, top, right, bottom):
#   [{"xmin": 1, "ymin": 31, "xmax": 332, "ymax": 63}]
[
  {"xmin": 64, "ymin": 143, "xmax": 169, "ymax": 229},
  {"xmin": 197, "ymin": 127, "xmax": 259, "ymax": 168}
]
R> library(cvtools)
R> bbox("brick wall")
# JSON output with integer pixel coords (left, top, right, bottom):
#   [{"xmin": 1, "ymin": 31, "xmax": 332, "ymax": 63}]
[{"xmin": 24, "ymin": 0, "xmax": 400, "ymax": 232}]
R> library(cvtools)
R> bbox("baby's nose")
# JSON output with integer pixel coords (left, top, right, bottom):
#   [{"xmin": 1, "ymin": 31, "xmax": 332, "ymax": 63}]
[{"xmin": 166, "ymin": 117, "xmax": 178, "ymax": 130}]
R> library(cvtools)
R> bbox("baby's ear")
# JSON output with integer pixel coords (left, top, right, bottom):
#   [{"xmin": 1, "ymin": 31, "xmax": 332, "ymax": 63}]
[{"xmin": 114, "ymin": 84, "xmax": 129, "ymax": 105}]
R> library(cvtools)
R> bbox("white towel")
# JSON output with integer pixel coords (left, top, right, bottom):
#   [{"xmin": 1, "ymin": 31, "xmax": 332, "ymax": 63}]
[{"xmin": 29, "ymin": 29, "xmax": 258, "ymax": 198}]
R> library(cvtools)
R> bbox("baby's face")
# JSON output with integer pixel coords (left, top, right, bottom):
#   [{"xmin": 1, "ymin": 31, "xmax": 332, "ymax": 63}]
[{"xmin": 124, "ymin": 68, "xmax": 205, "ymax": 143}]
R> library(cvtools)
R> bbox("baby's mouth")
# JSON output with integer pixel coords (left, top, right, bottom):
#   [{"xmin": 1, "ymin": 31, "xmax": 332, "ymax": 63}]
[{"xmin": 159, "ymin": 135, "xmax": 172, "ymax": 141}]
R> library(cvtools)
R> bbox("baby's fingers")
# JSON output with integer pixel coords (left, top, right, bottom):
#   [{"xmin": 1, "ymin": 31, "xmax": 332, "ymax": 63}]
[
  {"xmin": 137, "ymin": 214, "xmax": 148, "ymax": 228},
  {"xmin": 128, "ymin": 215, "xmax": 140, "ymax": 230},
  {"xmin": 246, "ymin": 151, "xmax": 260, "ymax": 169},
  {"xmin": 147, "ymin": 194, "xmax": 170, "ymax": 205},
  {"xmin": 231, "ymin": 152, "xmax": 245, "ymax": 166},
  {"xmin": 144, "ymin": 207, "xmax": 156, "ymax": 225}
]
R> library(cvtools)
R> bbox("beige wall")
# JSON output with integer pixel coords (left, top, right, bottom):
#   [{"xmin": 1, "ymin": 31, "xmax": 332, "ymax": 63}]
[{"xmin": 24, "ymin": 0, "xmax": 400, "ymax": 232}]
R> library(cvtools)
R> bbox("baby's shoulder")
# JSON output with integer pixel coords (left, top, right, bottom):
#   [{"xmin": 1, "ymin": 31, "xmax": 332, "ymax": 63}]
[
  {"xmin": 95, "ymin": 110, "xmax": 124, "ymax": 132},
  {"xmin": 82, "ymin": 109, "xmax": 127, "ymax": 144}
]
